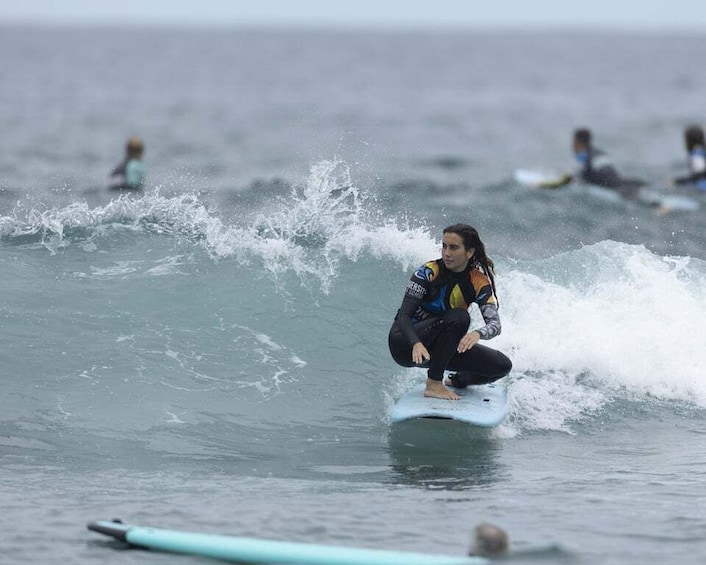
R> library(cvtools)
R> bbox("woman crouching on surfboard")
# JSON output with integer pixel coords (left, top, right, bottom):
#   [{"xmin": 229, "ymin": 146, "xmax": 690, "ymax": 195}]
[{"xmin": 388, "ymin": 223, "xmax": 512, "ymax": 400}]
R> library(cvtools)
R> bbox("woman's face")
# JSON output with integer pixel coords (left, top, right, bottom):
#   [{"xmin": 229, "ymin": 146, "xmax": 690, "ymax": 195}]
[{"xmin": 442, "ymin": 232, "xmax": 474, "ymax": 272}]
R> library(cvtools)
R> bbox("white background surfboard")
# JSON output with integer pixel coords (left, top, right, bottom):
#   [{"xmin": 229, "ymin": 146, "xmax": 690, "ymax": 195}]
[
  {"xmin": 513, "ymin": 168, "xmax": 561, "ymax": 187},
  {"xmin": 390, "ymin": 383, "xmax": 507, "ymax": 427}
]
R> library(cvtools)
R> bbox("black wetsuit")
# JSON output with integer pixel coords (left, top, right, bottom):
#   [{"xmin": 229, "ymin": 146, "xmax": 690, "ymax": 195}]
[
  {"xmin": 388, "ymin": 259, "xmax": 512, "ymax": 386},
  {"xmin": 580, "ymin": 148, "xmax": 645, "ymax": 198},
  {"xmin": 673, "ymin": 147, "xmax": 706, "ymax": 190}
]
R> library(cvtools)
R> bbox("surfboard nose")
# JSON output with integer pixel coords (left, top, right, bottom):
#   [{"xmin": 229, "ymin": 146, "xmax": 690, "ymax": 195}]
[{"xmin": 87, "ymin": 520, "xmax": 130, "ymax": 542}]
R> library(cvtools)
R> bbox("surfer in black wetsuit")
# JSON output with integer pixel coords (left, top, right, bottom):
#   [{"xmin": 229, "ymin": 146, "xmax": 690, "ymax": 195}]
[
  {"xmin": 574, "ymin": 128, "xmax": 647, "ymax": 197},
  {"xmin": 540, "ymin": 128, "xmax": 646, "ymax": 198},
  {"xmin": 672, "ymin": 125, "xmax": 706, "ymax": 191},
  {"xmin": 388, "ymin": 224, "xmax": 512, "ymax": 400}
]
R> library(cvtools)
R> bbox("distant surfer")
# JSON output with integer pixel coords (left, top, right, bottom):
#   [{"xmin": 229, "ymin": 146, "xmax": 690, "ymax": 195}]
[
  {"xmin": 671, "ymin": 125, "xmax": 706, "ymax": 191},
  {"xmin": 108, "ymin": 135, "xmax": 146, "ymax": 191},
  {"xmin": 388, "ymin": 223, "xmax": 512, "ymax": 400},
  {"xmin": 539, "ymin": 128, "xmax": 646, "ymax": 198}
]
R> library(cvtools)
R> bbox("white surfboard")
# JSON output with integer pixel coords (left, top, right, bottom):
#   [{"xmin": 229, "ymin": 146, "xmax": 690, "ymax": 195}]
[
  {"xmin": 390, "ymin": 382, "xmax": 507, "ymax": 427},
  {"xmin": 513, "ymin": 168, "xmax": 562, "ymax": 187},
  {"xmin": 638, "ymin": 189, "xmax": 700, "ymax": 212}
]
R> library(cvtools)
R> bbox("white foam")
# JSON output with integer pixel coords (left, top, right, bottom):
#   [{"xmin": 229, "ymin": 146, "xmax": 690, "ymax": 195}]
[{"xmin": 495, "ymin": 241, "xmax": 706, "ymax": 431}]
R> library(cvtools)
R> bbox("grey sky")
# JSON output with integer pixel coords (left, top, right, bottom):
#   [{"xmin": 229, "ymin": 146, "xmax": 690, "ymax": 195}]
[{"xmin": 4, "ymin": 0, "xmax": 706, "ymax": 29}]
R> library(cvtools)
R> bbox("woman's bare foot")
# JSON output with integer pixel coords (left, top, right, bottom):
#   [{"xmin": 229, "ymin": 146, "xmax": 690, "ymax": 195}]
[{"xmin": 424, "ymin": 378, "xmax": 460, "ymax": 400}]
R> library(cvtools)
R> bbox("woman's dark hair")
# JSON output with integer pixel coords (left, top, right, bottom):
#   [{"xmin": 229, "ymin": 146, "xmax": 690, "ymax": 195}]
[
  {"xmin": 443, "ymin": 223, "xmax": 498, "ymax": 302},
  {"xmin": 684, "ymin": 125, "xmax": 705, "ymax": 152}
]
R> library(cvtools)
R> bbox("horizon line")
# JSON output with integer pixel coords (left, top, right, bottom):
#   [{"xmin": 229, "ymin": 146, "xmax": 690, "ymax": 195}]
[{"xmin": 3, "ymin": 17, "xmax": 706, "ymax": 34}]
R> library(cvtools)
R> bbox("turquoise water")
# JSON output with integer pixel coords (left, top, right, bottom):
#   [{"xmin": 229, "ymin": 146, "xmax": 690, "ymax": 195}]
[{"xmin": 1, "ymin": 27, "xmax": 706, "ymax": 564}]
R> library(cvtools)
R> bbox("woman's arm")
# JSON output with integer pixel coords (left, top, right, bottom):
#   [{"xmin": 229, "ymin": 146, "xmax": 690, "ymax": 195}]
[
  {"xmin": 476, "ymin": 303, "xmax": 502, "ymax": 340},
  {"xmin": 396, "ymin": 292, "xmax": 424, "ymax": 346}
]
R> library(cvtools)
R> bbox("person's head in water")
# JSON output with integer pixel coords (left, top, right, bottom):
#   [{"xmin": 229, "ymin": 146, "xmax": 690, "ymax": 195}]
[
  {"xmin": 573, "ymin": 128, "xmax": 592, "ymax": 163},
  {"xmin": 442, "ymin": 223, "xmax": 497, "ymax": 300},
  {"xmin": 470, "ymin": 523, "xmax": 509, "ymax": 558},
  {"xmin": 684, "ymin": 125, "xmax": 705, "ymax": 152},
  {"xmin": 126, "ymin": 136, "xmax": 144, "ymax": 160}
]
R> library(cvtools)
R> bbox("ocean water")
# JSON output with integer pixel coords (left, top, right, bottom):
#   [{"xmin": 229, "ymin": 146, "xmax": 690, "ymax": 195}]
[{"xmin": 1, "ymin": 26, "xmax": 706, "ymax": 565}]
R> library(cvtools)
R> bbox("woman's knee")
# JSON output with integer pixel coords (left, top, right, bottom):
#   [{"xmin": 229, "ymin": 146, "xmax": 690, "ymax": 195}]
[
  {"xmin": 444, "ymin": 308, "xmax": 471, "ymax": 329},
  {"xmin": 392, "ymin": 354, "xmax": 415, "ymax": 368},
  {"xmin": 495, "ymin": 351, "xmax": 513, "ymax": 377},
  {"xmin": 481, "ymin": 350, "xmax": 513, "ymax": 382}
]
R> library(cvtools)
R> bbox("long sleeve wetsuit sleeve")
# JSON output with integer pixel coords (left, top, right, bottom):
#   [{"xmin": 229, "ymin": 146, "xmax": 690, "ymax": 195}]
[
  {"xmin": 396, "ymin": 292, "xmax": 425, "ymax": 346},
  {"xmin": 108, "ymin": 160, "xmax": 127, "ymax": 189},
  {"xmin": 476, "ymin": 303, "xmax": 502, "ymax": 340}
]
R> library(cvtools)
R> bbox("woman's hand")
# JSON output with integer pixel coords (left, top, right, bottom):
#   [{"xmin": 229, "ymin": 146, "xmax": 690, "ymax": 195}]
[
  {"xmin": 412, "ymin": 342, "xmax": 431, "ymax": 365},
  {"xmin": 457, "ymin": 331, "xmax": 480, "ymax": 353}
]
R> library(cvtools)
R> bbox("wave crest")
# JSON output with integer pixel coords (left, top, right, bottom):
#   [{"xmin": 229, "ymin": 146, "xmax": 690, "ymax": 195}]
[{"xmin": 1, "ymin": 160, "xmax": 441, "ymax": 291}]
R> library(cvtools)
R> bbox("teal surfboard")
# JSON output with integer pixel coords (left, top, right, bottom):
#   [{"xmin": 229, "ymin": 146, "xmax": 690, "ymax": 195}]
[
  {"xmin": 87, "ymin": 520, "xmax": 487, "ymax": 565},
  {"xmin": 390, "ymin": 382, "xmax": 507, "ymax": 427}
]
